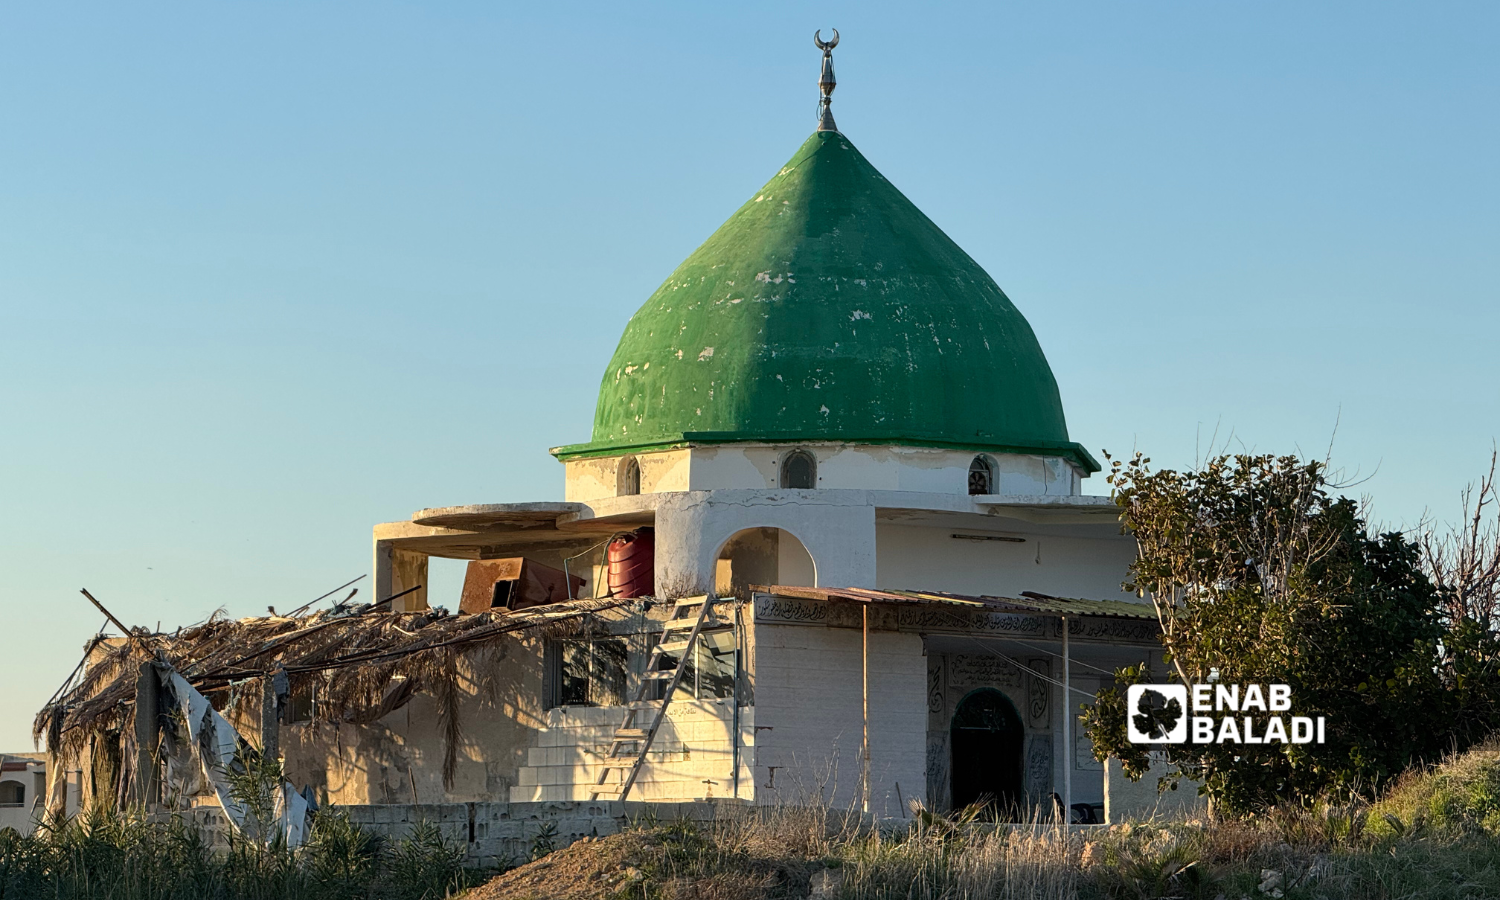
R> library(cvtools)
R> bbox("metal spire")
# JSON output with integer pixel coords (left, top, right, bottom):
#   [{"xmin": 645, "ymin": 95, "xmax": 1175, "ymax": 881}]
[{"xmin": 814, "ymin": 29, "xmax": 839, "ymax": 132}]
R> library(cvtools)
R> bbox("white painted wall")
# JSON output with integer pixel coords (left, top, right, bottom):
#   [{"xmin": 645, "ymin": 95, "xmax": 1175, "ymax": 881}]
[
  {"xmin": 564, "ymin": 444, "xmax": 1085, "ymax": 503},
  {"xmin": 751, "ymin": 623, "xmax": 926, "ymax": 815},
  {"xmin": 778, "ymin": 531, "xmax": 816, "ymax": 587},
  {"xmin": 0, "ymin": 757, "xmax": 46, "ymax": 835},
  {"xmin": 875, "ymin": 523, "xmax": 1140, "ymax": 603},
  {"xmin": 1105, "ymin": 756, "xmax": 1206, "ymax": 823},
  {"xmin": 653, "ymin": 490, "xmax": 877, "ymax": 598},
  {"xmin": 1059, "ymin": 674, "xmax": 1106, "ymax": 811},
  {"xmin": 564, "ymin": 449, "xmax": 692, "ymax": 501}
]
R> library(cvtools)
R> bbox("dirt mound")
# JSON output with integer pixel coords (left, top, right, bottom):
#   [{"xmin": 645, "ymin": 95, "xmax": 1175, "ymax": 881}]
[
  {"xmin": 461, "ymin": 832, "xmax": 651, "ymax": 900},
  {"xmin": 460, "ymin": 826, "xmax": 804, "ymax": 900}
]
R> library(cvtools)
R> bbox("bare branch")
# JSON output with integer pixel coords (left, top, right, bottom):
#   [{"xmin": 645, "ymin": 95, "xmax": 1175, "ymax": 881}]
[{"xmin": 1421, "ymin": 447, "xmax": 1500, "ymax": 629}]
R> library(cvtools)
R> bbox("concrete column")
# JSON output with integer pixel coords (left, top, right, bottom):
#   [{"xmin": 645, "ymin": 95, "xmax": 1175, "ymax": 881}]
[
  {"xmin": 374, "ymin": 541, "xmax": 429, "ymax": 612},
  {"xmin": 131, "ymin": 662, "xmax": 158, "ymax": 808},
  {"xmin": 260, "ymin": 676, "xmax": 279, "ymax": 759}
]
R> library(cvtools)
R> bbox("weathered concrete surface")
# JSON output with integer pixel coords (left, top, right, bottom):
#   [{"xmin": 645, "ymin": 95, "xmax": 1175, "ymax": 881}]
[
  {"xmin": 562, "ymin": 444, "xmax": 1091, "ymax": 504},
  {"xmin": 281, "ymin": 635, "xmax": 549, "ymax": 807},
  {"xmin": 1104, "ymin": 756, "xmax": 1207, "ymax": 824},
  {"xmin": 652, "ymin": 489, "xmax": 877, "ymax": 598}
]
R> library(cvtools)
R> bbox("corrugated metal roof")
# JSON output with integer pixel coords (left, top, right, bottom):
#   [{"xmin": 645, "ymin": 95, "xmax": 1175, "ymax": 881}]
[{"xmin": 750, "ymin": 585, "xmax": 1158, "ymax": 622}]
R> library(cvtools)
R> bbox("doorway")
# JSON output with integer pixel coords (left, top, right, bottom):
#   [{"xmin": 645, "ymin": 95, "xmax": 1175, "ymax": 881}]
[{"xmin": 950, "ymin": 688, "xmax": 1025, "ymax": 817}]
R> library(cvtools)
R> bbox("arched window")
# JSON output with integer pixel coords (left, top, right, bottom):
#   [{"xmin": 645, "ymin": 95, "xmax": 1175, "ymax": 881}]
[
  {"xmin": 619, "ymin": 457, "xmax": 641, "ymax": 496},
  {"xmin": 0, "ymin": 781, "xmax": 23, "ymax": 807},
  {"xmin": 780, "ymin": 450, "xmax": 817, "ymax": 489},
  {"xmin": 968, "ymin": 455, "xmax": 994, "ymax": 495}
]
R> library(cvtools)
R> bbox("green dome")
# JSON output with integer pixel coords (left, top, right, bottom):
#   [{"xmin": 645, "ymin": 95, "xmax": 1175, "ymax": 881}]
[{"xmin": 554, "ymin": 131, "xmax": 1096, "ymax": 472}]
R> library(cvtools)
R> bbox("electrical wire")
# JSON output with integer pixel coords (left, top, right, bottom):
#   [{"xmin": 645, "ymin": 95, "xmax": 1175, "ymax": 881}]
[
  {"xmin": 562, "ymin": 532, "xmax": 632, "ymax": 600},
  {"xmin": 963, "ymin": 637, "xmax": 1098, "ymax": 699},
  {"xmin": 1001, "ymin": 638, "xmax": 1128, "ymax": 677}
]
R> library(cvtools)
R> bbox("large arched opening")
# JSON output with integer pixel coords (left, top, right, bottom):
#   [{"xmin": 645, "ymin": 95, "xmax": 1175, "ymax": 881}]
[
  {"xmin": 950, "ymin": 688, "xmax": 1025, "ymax": 818},
  {"xmin": 713, "ymin": 527, "xmax": 816, "ymax": 599}
]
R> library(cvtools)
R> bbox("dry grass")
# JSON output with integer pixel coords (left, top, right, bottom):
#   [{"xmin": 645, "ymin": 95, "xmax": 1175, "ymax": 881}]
[
  {"xmin": 462, "ymin": 751, "xmax": 1500, "ymax": 900},
  {"xmin": 22, "ymin": 746, "xmax": 1500, "ymax": 899}
]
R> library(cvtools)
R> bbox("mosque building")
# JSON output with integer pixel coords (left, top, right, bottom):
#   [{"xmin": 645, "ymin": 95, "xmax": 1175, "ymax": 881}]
[
  {"xmin": 353, "ymin": 34, "xmax": 1178, "ymax": 824},
  {"xmin": 42, "ymin": 38, "xmax": 1189, "ymax": 846}
]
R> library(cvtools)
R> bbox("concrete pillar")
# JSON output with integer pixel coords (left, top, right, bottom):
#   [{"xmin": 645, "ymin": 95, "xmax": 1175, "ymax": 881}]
[
  {"xmin": 260, "ymin": 676, "xmax": 279, "ymax": 759},
  {"xmin": 374, "ymin": 541, "xmax": 429, "ymax": 612},
  {"xmin": 131, "ymin": 662, "xmax": 158, "ymax": 808}
]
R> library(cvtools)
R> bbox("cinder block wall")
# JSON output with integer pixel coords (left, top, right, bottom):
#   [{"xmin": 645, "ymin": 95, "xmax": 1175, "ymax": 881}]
[
  {"xmin": 342, "ymin": 800, "xmax": 634, "ymax": 869},
  {"xmin": 511, "ymin": 699, "xmax": 755, "ymax": 802},
  {"xmin": 751, "ymin": 622, "xmax": 926, "ymax": 815},
  {"xmin": 167, "ymin": 800, "xmax": 745, "ymax": 869}
]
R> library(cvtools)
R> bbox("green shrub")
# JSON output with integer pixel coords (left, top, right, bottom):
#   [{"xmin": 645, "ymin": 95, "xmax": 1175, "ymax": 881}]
[{"xmin": 0, "ymin": 806, "xmax": 482, "ymax": 900}]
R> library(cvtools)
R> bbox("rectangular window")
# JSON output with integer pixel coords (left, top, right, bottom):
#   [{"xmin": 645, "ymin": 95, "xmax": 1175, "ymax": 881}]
[
  {"xmin": 649, "ymin": 627, "xmax": 738, "ymax": 702},
  {"xmin": 547, "ymin": 638, "xmax": 628, "ymax": 708}
]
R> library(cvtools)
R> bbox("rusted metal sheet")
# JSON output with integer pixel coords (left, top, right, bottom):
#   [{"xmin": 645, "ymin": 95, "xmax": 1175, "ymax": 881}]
[{"xmin": 459, "ymin": 558, "xmax": 586, "ymax": 614}]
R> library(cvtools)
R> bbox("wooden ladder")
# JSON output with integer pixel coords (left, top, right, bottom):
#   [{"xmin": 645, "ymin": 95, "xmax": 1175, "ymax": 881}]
[{"xmin": 590, "ymin": 595, "xmax": 720, "ymax": 802}]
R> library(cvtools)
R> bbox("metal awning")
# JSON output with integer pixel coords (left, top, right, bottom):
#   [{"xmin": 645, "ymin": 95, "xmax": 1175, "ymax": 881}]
[{"xmin": 749, "ymin": 585, "xmax": 1157, "ymax": 621}]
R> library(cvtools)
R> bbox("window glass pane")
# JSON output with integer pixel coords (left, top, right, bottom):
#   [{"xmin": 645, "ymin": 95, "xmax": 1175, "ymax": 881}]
[
  {"xmin": 591, "ymin": 638, "xmax": 628, "ymax": 706},
  {"xmin": 559, "ymin": 643, "xmax": 591, "ymax": 706},
  {"xmin": 557, "ymin": 638, "xmax": 629, "ymax": 707},
  {"xmin": 673, "ymin": 627, "xmax": 737, "ymax": 701}
]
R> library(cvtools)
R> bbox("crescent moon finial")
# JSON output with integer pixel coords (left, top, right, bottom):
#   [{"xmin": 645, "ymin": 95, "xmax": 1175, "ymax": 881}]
[{"xmin": 814, "ymin": 29, "xmax": 840, "ymax": 133}]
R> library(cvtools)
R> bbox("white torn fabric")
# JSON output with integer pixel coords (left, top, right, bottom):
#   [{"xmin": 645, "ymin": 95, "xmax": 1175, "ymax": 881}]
[
  {"xmin": 167, "ymin": 671, "xmax": 251, "ymax": 829},
  {"xmin": 276, "ymin": 782, "xmax": 310, "ymax": 847},
  {"xmin": 162, "ymin": 669, "xmax": 309, "ymax": 848}
]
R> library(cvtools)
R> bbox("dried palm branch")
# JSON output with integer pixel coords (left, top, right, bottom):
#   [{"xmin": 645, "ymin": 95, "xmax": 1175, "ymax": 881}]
[{"xmin": 36, "ymin": 595, "xmax": 632, "ymax": 797}]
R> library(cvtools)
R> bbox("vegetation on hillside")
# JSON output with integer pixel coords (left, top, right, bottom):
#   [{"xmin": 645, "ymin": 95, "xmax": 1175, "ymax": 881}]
[{"xmin": 465, "ymin": 744, "xmax": 1500, "ymax": 900}]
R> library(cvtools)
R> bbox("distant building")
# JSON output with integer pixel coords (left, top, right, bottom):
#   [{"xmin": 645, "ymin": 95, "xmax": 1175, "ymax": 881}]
[{"xmin": 1, "ymin": 754, "xmax": 49, "ymax": 834}]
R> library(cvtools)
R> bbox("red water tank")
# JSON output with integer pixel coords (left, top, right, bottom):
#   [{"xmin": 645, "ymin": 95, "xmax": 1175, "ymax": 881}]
[{"xmin": 607, "ymin": 528, "xmax": 655, "ymax": 598}]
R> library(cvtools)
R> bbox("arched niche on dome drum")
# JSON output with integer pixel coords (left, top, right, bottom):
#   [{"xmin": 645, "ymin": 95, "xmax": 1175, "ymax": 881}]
[
  {"xmin": 968, "ymin": 455, "xmax": 995, "ymax": 496},
  {"xmin": 618, "ymin": 456, "xmax": 641, "ymax": 496},
  {"xmin": 779, "ymin": 450, "xmax": 817, "ymax": 490}
]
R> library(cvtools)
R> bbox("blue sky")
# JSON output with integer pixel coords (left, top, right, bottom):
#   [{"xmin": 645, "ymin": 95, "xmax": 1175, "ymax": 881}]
[{"xmin": 2, "ymin": 2, "xmax": 1497, "ymax": 750}]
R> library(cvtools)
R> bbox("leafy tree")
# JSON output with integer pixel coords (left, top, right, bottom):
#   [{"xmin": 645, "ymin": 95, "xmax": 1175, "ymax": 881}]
[{"xmin": 1083, "ymin": 453, "xmax": 1500, "ymax": 813}]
